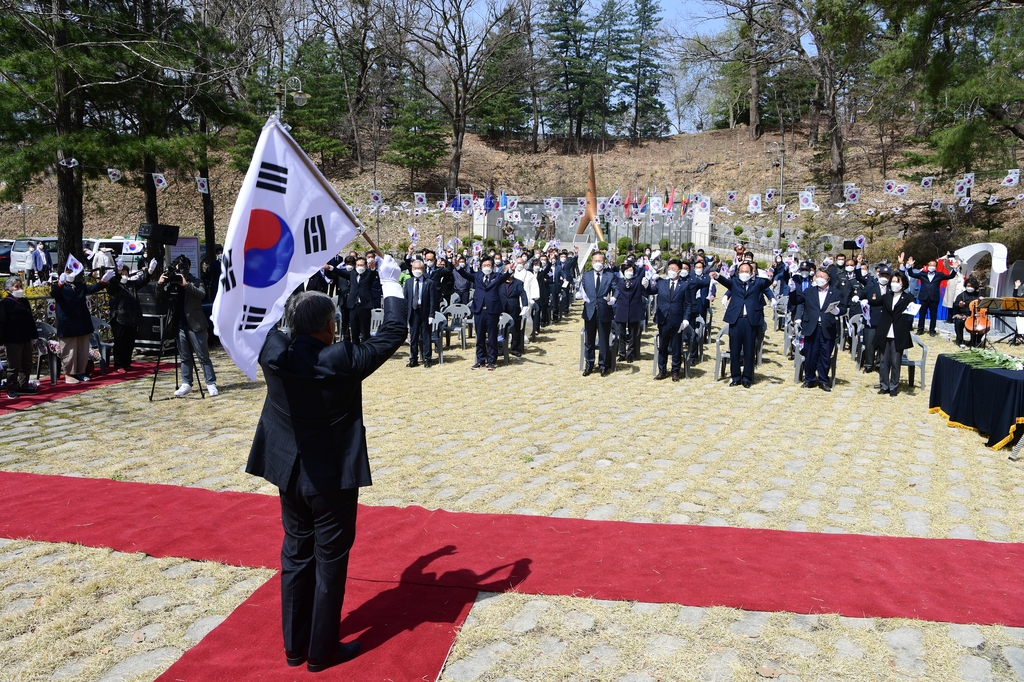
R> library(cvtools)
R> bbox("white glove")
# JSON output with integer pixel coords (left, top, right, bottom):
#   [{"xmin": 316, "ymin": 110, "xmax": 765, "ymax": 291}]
[
  {"xmin": 651, "ymin": 272, "xmax": 660, "ymax": 281},
  {"xmin": 59, "ymin": 273, "xmax": 67, "ymax": 285},
  {"xmin": 851, "ymin": 295, "xmax": 860, "ymax": 303},
  {"xmin": 148, "ymin": 259, "xmax": 158, "ymax": 274},
  {"xmin": 681, "ymin": 319, "xmax": 689, "ymax": 328},
  {"xmin": 770, "ymin": 298, "xmax": 778, "ymax": 307},
  {"xmin": 642, "ymin": 277, "xmax": 651, "ymax": 288},
  {"xmin": 428, "ymin": 316, "xmax": 434, "ymax": 324},
  {"xmin": 100, "ymin": 270, "xmax": 116, "ymax": 283},
  {"xmin": 377, "ymin": 255, "xmax": 403, "ymax": 299},
  {"xmin": 607, "ymin": 296, "xmax": 616, "ymax": 305},
  {"xmin": 116, "ymin": 258, "xmax": 125, "ymax": 271}
]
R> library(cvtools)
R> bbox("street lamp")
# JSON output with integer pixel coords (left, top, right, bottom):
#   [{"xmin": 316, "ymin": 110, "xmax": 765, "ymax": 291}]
[
  {"xmin": 15, "ymin": 203, "xmax": 34, "ymax": 235},
  {"xmin": 274, "ymin": 75, "xmax": 310, "ymax": 122}
]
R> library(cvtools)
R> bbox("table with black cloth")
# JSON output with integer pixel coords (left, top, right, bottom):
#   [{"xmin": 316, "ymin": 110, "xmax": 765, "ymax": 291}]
[{"xmin": 929, "ymin": 353, "xmax": 1024, "ymax": 452}]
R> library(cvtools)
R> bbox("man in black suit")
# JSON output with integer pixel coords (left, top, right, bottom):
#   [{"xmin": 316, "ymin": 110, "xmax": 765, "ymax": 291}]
[
  {"xmin": 901, "ymin": 254, "xmax": 957, "ymax": 335},
  {"xmin": 455, "ymin": 256, "xmax": 514, "ymax": 370},
  {"xmin": 326, "ymin": 256, "xmax": 380, "ymax": 344},
  {"xmin": 794, "ymin": 267, "xmax": 847, "ymax": 391},
  {"xmin": 711, "ymin": 263, "xmax": 775, "ymax": 387},
  {"xmin": 404, "ymin": 260, "xmax": 437, "ymax": 367},
  {"xmin": 578, "ymin": 251, "xmax": 617, "ymax": 376},
  {"xmin": 499, "ymin": 272, "xmax": 529, "ymax": 357},
  {"xmin": 646, "ymin": 259, "xmax": 696, "ymax": 381},
  {"xmin": 246, "ymin": 256, "xmax": 406, "ymax": 673}
]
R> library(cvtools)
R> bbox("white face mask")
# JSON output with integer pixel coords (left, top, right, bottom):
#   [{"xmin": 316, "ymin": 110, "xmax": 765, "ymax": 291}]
[
  {"xmin": 560, "ymin": 258, "xmax": 567, "ymax": 263},
  {"xmin": 814, "ymin": 277, "xmax": 827, "ymax": 288},
  {"xmin": 482, "ymin": 266, "xmax": 493, "ymax": 275},
  {"xmin": 355, "ymin": 266, "xmax": 366, "ymax": 275},
  {"xmin": 11, "ymin": 289, "xmax": 25, "ymax": 298},
  {"xmin": 515, "ymin": 263, "xmax": 524, "ymax": 272},
  {"xmin": 345, "ymin": 264, "xmax": 354, "ymax": 271},
  {"xmin": 412, "ymin": 269, "xmax": 423, "ymax": 278},
  {"xmin": 928, "ymin": 266, "xmax": 936, "ymax": 272},
  {"xmin": 738, "ymin": 272, "xmax": 751, "ymax": 283},
  {"xmin": 540, "ymin": 260, "xmax": 547, "ymax": 267},
  {"xmin": 861, "ymin": 269, "xmax": 869, "ymax": 276},
  {"xmin": 878, "ymin": 277, "xmax": 889, "ymax": 286},
  {"xmin": 624, "ymin": 271, "xmax": 634, "ymax": 279},
  {"xmin": 966, "ymin": 287, "xmax": 975, "ymax": 293},
  {"xmin": 680, "ymin": 269, "xmax": 689, "ymax": 278},
  {"xmin": 891, "ymin": 282, "xmax": 903, "ymax": 292},
  {"xmin": 592, "ymin": 262, "xmax": 604, "ymax": 272},
  {"xmin": 694, "ymin": 268, "xmax": 703, "ymax": 276},
  {"xmin": 66, "ymin": 272, "xmax": 76, "ymax": 282},
  {"xmin": 667, "ymin": 269, "xmax": 679, "ymax": 280},
  {"xmin": 845, "ymin": 265, "xmax": 855, "ymax": 272}
]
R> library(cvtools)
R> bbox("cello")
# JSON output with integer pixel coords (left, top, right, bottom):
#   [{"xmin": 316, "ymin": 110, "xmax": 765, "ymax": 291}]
[{"xmin": 965, "ymin": 298, "xmax": 990, "ymax": 345}]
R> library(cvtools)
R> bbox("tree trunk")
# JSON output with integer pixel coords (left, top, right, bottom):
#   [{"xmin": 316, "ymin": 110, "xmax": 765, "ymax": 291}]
[
  {"xmin": 447, "ymin": 117, "xmax": 465, "ymax": 193},
  {"xmin": 748, "ymin": 58, "xmax": 760, "ymax": 140},
  {"xmin": 525, "ymin": 12, "xmax": 539, "ymax": 155},
  {"xmin": 53, "ymin": 0, "xmax": 81, "ymax": 268},
  {"xmin": 827, "ymin": 86, "xmax": 845, "ymax": 204},
  {"xmin": 198, "ymin": 112, "xmax": 216, "ymax": 268},
  {"xmin": 807, "ymin": 80, "xmax": 821, "ymax": 147}
]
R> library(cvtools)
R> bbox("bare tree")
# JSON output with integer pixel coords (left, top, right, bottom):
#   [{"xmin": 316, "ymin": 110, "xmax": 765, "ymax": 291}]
[{"xmin": 383, "ymin": 0, "xmax": 528, "ymax": 192}]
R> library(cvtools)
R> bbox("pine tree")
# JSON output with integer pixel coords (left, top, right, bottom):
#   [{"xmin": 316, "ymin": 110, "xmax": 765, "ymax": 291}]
[
  {"xmin": 588, "ymin": 0, "xmax": 630, "ymax": 147},
  {"xmin": 622, "ymin": 0, "xmax": 670, "ymax": 141},
  {"xmin": 542, "ymin": 0, "xmax": 594, "ymax": 151},
  {"xmin": 382, "ymin": 90, "xmax": 449, "ymax": 189}
]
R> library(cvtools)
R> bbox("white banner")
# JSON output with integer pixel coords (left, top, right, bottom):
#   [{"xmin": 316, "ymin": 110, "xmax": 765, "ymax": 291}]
[{"xmin": 212, "ymin": 118, "xmax": 361, "ymax": 380}]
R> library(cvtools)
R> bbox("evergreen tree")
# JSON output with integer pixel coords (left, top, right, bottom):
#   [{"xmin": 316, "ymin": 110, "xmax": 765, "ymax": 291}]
[
  {"xmin": 382, "ymin": 89, "xmax": 449, "ymax": 189},
  {"xmin": 622, "ymin": 0, "xmax": 670, "ymax": 141},
  {"xmin": 542, "ymin": 0, "xmax": 594, "ymax": 151},
  {"xmin": 470, "ymin": 20, "xmax": 531, "ymax": 145},
  {"xmin": 588, "ymin": 0, "xmax": 630, "ymax": 146}
]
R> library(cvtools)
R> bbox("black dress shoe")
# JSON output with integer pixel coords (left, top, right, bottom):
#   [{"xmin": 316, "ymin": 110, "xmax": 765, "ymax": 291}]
[
  {"xmin": 729, "ymin": 378, "xmax": 741, "ymax": 386},
  {"xmin": 600, "ymin": 368, "xmax": 609, "ymax": 377},
  {"xmin": 583, "ymin": 366, "xmax": 593, "ymax": 377},
  {"xmin": 423, "ymin": 359, "xmax": 433, "ymax": 368},
  {"xmin": 307, "ymin": 641, "xmax": 361, "ymax": 672},
  {"xmin": 286, "ymin": 649, "xmax": 306, "ymax": 667},
  {"xmin": 877, "ymin": 388, "xmax": 888, "ymax": 395},
  {"xmin": 6, "ymin": 389, "xmax": 19, "ymax": 399},
  {"xmin": 671, "ymin": 371, "xmax": 680, "ymax": 382},
  {"xmin": 20, "ymin": 385, "xmax": 37, "ymax": 394},
  {"xmin": 471, "ymin": 363, "xmax": 483, "ymax": 369},
  {"xmin": 819, "ymin": 382, "xmax": 831, "ymax": 392},
  {"xmin": 890, "ymin": 389, "xmax": 898, "ymax": 397},
  {"xmin": 406, "ymin": 360, "xmax": 419, "ymax": 368},
  {"xmin": 654, "ymin": 371, "xmax": 667, "ymax": 380},
  {"xmin": 742, "ymin": 379, "xmax": 751, "ymax": 388},
  {"xmin": 617, "ymin": 356, "xmax": 627, "ymax": 363},
  {"xmin": 486, "ymin": 363, "xmax": 496, "ymax": 371}
]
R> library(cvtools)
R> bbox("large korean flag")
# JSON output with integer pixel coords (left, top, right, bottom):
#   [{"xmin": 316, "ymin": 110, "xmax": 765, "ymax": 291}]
[{"xmin": 213, "ymin": 117, "xmax": 360, "ymax": 379}]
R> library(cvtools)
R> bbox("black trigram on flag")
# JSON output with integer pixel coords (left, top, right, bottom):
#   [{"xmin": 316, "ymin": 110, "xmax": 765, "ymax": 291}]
[
  {"xmin": 304, "ymin": 214, "xmax": 327, "ymax": 255},
  {"xmin": 221, "ymin": 249, "xmax": 237, "ymax": 293},
  {"xmin": 239, "ymin": 305, "xmax": 267, "ymax": 331},
  {"xmin": 256, "ymin": 162, "xmax": 287, "ymax": 194}
]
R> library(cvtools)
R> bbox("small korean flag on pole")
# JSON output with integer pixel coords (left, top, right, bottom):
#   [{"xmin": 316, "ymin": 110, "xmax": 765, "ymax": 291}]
[
  {"xmin": 508, "ymin": 196, "xmax": 519, "ymax": 210},
  {"xmin": 58, "ymin": 157, "xmax": 79, "ymax": 168},
  {"xmin": 212, "ymin": 117, "xmax": 361, "ymax": 380},
  {"xmin": 883, "ymin": 180, "xmax": 896, "ymax": 194},
  {"xmin": 196, "ymin": 177, "xmax": 210, "ymax": 194},
  {"xmin": 414, "ymin": 192, "xmax": 426, "ymax": 206},
  {"xmin": 370, "ymin": 190, "xmax": 382, "ymax": 205},
  {"xmin": 964, "ymin": 173, "xmax": 975, "ymax": 188},
  {"xmin": 895, "ymin": 184, "xmax": 909, "ymax": 197},
  {"xmin": 727, "ymin": 190, "xmax": 737, "ymax": 203},
  {"xmin": 107, "ymin": 168, "xmax": 122, "ymax": 183},
  {"xmin": 921, "ymin": 177, "xmax": 934, "ymax": 189},
  {"xmin": 65, "ymin": 254, "xmax": 84, "ymax": 277},
  {"xmin": 799, "ymin": 191, "xmax": 813, "ymax": 210},
  {"xmin": 1002, "ymin": 170, "xmax": 1020, "ymax": 187},
  {"xmin": 954, "ymin": 180, "xmax": 968, "ymax": 198},
  {"xmin": 931, "ymin": 198, "xmax": 942, "ymax": 210},
  {"xmin": 846, "ymin": 187, "xmax": 860, "ymax": 203},
  {"xmin": 765, "ymin": 188, "xmax": 776, "ymax": 202},
  {"xmin": 747, "ymin": 194, "xmax": 762, "ymax": 214},
  {"xmin": 153, "ymin": 173, "xmax": 168, "ymax": 190}
]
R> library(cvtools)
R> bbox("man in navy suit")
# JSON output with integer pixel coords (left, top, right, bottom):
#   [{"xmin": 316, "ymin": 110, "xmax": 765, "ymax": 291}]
[
  {"xmin": 499, "ymin": 272, "xmax": 529, "ymax": 357},
  {"xmin": 246, "ymin": 256, "xmax": 406, "ymax": 673},
  {"xmin": 794, "ymin": 267, "xmax": 847, "ymax": 391},
  {"xmin": 325, "ymin": 256, "xmax": 381, "ymax": 344},
  {"xmin": 455, "ymin": 256, "xmax": 514, "ymax": 370},
  {"xmin": 711, "ymin": 262, "xmax": 775, "ymax": 387},
  {"xmin": 901, "ymin": 254, "xmax": 957, "ymax": 335},
  {"xmin": 647, "ymin": 259, "xmax": 696, "ymax": 381},
  {"xmin": 404, "ymin": 259, "xmax": 438, "ymax": 367},
  {"xmin": 578, "ymin": 251, "xmax": 617, "ymax": 376}
]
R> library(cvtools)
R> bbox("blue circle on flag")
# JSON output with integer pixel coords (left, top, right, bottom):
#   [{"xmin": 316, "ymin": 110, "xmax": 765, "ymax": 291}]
[{"xmin": 244, "ymin": 209, "xmax": 294, "ymax": 288}]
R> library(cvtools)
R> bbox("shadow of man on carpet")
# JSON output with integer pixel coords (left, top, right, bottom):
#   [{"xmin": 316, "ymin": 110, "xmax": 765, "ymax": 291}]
[{"xmin": 339, "ymin": 544, "xmax": 531, "ymax": 654}]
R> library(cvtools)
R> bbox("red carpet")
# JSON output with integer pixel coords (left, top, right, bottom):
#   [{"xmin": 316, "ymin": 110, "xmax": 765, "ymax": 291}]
[
  {"xmin": 3, "ymin": 472, "xmax": 1024, "ymax": 680},
  {"xmin": 0, "ymin": 362, "xmax": 173, "ymax": 415}
]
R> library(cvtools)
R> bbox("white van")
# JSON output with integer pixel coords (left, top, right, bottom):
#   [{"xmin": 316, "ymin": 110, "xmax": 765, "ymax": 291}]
[
  {"xmin": 82, "ymin": 237, "xmax": 148, "ymax": 270},
  {"xmin": 10, "ymin": 238, "xmax": 58, "ymax": 276}
]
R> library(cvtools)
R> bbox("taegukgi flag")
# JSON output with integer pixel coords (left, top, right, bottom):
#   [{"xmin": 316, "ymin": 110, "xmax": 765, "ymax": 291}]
[{"xmin": 213, "ymin": 117, "xmax": 360, "ymax": 379}]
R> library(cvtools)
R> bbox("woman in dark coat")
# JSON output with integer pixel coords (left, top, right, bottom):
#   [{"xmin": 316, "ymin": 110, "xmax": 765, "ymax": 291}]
[
  {"xmin": 950, "ymin": 276, "xmax": 983, "ymax": 349},
  {"xmin": 107, "ymin": 259, "xmax": 152, "ymax": 372},
  {"xmin": 614, "ymin": 262, "xmax": 647, "ymax": 363},
  {"xmin": 873, "ymin": 271, "xmax": 916, "ymax": 396},
  {"xmin": 51, "ymin": 260, "xmax": 109, "ymax": 383},
  {"xmin": 1, "ymin": 277, "xmax": 39, "ymax": 398}
]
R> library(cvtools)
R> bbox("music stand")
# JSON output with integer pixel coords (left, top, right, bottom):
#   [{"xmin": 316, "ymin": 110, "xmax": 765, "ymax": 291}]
[{"xmin": 983, "ymin": 297, "xmax": 1024, "ymax": 345}]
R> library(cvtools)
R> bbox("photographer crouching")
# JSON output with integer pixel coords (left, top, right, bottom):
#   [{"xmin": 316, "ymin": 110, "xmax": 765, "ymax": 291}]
[{"xmin": 157, "ymin": 255, "xmax": 218, "ymax": 397}]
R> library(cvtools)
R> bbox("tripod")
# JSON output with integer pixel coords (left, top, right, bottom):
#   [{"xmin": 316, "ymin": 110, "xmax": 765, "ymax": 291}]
[{"xmin": 149, "ymin": 289, "xmax": 205, "ymax": 401}]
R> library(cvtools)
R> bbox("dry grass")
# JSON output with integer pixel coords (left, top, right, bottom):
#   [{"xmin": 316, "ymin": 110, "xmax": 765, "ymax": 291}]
[{"xmin": 0, "ymin": 539, "xmax": 271, "ymax": 682}]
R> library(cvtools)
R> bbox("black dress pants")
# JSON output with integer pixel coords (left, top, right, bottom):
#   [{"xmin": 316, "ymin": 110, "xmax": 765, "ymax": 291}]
[
  {"xmin": 917, "ymin": 300, "xmax": 939, "ymax": 333},
  {"xmin": 350, "ymin": 307, "xmax": 371, "ymax": 344},
  {"xmin": 279, "ymin": 481, "xmax": 359, "ymax": 660},
  {"xmin": 110, "ymin": 318, "xmax": 137, "ymax": 370},
  {"xmin": 729, "ymin": 317, "xmax": 755, "ymax": 381}
]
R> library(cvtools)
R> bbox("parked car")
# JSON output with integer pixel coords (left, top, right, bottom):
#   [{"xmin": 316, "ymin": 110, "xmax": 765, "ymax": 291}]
[
  {"xmin": 0, "ymin": 240, "xmax": 12, "ymax": 274},
  {"xmin": 10, "ymin": 238, "xmax": 58, "ymax": 277}
]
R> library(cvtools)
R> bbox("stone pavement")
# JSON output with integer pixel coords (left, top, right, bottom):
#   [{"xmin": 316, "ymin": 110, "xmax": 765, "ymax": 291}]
[{"xmin": 0, "ymin": 301, "xmax": 1022, "ymax": 680}]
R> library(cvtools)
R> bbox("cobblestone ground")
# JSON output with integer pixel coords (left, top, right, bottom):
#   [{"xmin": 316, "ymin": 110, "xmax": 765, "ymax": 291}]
[{"xmin": 1, "ymin": 301, "xmax": 1022, "ymax": 680}]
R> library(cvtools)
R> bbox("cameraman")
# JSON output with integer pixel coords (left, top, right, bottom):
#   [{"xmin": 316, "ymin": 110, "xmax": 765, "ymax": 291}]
[{"xmin": 157, "ymin": 255, "xmax": 218, "ymax": 397}]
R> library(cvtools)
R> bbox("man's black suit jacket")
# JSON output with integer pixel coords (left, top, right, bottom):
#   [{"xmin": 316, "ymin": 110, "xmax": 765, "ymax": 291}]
[
  {"xmin": 330, "ymin": 268, "xmax": 381, "ymax": 310},
  {"xmin": 246, "ymin": 296, "xmax": 407, "ymax": 495}
]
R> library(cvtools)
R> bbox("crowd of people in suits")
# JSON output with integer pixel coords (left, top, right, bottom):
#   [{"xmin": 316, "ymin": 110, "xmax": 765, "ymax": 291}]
[{"xmin": 294, "ymin": 239, "xmax": 975, "ymax": 396}]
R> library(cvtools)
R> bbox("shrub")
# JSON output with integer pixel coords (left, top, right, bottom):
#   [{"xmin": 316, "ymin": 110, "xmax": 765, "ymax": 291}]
[
  {"xmin": 659, "ymin": 238, "xmax": 671, "ymax": 251},
  {"xmin": 823, "ymin": 242, "xmax": 833, "ymax": 252},
  {"xmin": 598, "ymin": 240, "xmax": 609, "ymax": 250},
  {"xmin": 733, "ymin": 226, "xmax": 743, "ymax": 236},
  {"xmin": 617, "ymin": 236, "xmax": 633, "ymax": 253}
]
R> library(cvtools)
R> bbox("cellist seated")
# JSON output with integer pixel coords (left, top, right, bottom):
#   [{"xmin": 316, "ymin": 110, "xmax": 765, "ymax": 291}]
[{"xmin": 951, "ymin": 276, "xmax": 986, "ymax": 348}]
